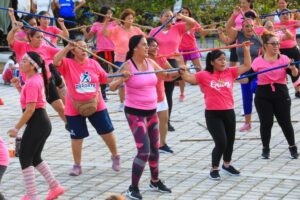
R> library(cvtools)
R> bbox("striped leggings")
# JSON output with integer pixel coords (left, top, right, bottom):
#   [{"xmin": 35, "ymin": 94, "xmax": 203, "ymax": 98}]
[{"xmin": 125, "ymin": 113, "xmax": 160, "ymax": 187}]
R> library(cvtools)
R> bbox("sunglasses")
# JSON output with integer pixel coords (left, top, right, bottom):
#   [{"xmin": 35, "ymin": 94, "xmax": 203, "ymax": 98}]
[{"xmin": 266, "ymin": 42, "xmax": 280, "ymax": 47}]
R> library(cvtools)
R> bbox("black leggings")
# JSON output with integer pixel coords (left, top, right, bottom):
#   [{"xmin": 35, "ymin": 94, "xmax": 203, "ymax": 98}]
[
  {"xmin": 164, "ymin": 59, "xmax": 179, "ymax": 121},
  {"xmin": 19, "ymin": 109, "xmax": 51, "ymax": 169},
  {"xmin": 280, "ymin": 46, "xmax": 300, "ymax": 84},
  {"xmin": 0, "ymin": 165, "xmax": 6, "ymax": 183},
  {"xmin": 255, "ymin": 84, "xmax": 295, "ymax": 149},
  {"xmin": 205, "ymin": 109, "xmax": 236, "ymax": 167}
]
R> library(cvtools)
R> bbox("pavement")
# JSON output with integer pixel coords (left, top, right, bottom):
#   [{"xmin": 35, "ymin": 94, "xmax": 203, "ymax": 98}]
[{"xmin": 0, "ymin": 69, "xmax": 300, "ymax": 200}]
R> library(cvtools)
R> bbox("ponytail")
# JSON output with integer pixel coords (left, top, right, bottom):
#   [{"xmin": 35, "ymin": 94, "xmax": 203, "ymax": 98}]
[
  {"xmin": 126, "ymin": 34, "xmax": 144, "ymax": 60},
  {"xmin": 205, "ymin": 50, "xmax": 226, "ymax": 73}
]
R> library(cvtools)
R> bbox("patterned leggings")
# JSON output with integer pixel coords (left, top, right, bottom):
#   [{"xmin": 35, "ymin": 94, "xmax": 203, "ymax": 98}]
[{"xmin": 125, "ymin": 112, "xmax": 160, "ymax": 187}]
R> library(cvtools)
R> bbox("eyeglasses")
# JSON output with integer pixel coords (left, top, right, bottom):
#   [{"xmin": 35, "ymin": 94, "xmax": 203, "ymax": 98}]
[{"xmin": 266, "ymin": 42, "xmax": 280, "ymax": 47}]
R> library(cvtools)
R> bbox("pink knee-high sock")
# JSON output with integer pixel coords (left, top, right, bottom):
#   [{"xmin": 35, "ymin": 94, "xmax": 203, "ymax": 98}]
[
  {"xmin": 35, "ymin": 161, "xmax": 58, "ymax": 190},
  {"xmin": 22, "ymin": 166, "xmax": 38, "ymax": 199}
]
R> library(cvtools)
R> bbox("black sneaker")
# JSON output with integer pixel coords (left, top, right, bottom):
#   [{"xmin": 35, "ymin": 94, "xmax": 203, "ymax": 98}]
[
  {"xmin": 126, "ymin": 185, "xmax": 142, "ymax": 200},
  {"xmin": 295, "ymin": 92, "xmax": 300, "ymax": 98},
  {"xmin": 289, "ymin": 146, "xmax": 299, "ymax": 159},
  {"xmin": 159, "ymin": 144, "xmax": 174, "ymax": 154},
  {"xmin": 168, "ymin": 123, "xmax": 175, "ymax": 132},
  {"xmin": 149, "ymin": 179, "xmax": 172, "ymax": 193},
  {"xmin": 209, "ymin": 170, "xmax": 221, "ymax": 181},
  {"xmin": 221, "ymin": 165, "xmax": 240, "ymax": 176},
  {"xmin": 261, "ymin": 148, "xmax": 270, "ymax": 159}
]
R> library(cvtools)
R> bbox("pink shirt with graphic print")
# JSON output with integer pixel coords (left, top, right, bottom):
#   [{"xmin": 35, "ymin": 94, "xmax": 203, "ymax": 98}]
[
  {"xmin": 195, "ymin": 67, "xmax": 239, "ymax": 110},
  {"xmin": 57, "ymin": 58, "xmax": 107, "ymax": 116}
]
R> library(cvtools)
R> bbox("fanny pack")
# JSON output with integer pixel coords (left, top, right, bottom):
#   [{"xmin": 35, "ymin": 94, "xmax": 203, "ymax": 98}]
[{"xmin": 69, "ymin": 92, "xmax": 99, "ymax": 117}]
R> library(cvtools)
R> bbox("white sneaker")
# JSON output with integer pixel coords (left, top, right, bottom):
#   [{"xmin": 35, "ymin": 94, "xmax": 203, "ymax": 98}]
[{"xmin": 118, "ymin": 103, "xmax": 124, "ymax": 112}]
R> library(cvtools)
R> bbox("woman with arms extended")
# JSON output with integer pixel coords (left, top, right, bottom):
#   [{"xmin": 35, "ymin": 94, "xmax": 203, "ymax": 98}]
[{"xmin": 179, "ymin": 42, "xmax": 251, "ymax": 181}]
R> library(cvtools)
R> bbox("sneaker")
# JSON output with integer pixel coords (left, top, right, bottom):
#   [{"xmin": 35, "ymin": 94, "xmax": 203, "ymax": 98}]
[
  {"xmin": 239, "ymin": 123, "xmax": 251, "ymax": 132},
  {"xmin": 111, "ymin": 155, "xmax": 121, "ymax": 171},
  {"xmin": 168, "ymin": 123, "xmax": 175, "ymax": 132},
  {"xmin": 179, "ymin": 94, "xmax": 185, "ymax": 102},
  {"xmin": 149, "ymin": 179, "xmax": 172, "ymax": 193},
  {"xmin": 118, "ymin": 103, "xmax": 124, "ymax": 112},
  {"xmin": 295, "ymin": 92, "xmax": 300, "ymax": 98},
  {"xmin": 46, "ymin": 185, "xmax": 64, "ymax": 200},
  {"xmin": 289, "ymin": 146, "xmax": 299, "ymax": 159},
  {"xmin": 221, "ymin": 165, "xmax": 240, "ymax": 176},
  {"xmin": 126, "ymin": 185, "xmax": 142, "ymax": 200},
  {"xmin": 261, "ymin": 148, "xmax": 270, "ymax": 159},
  {"xmin": 69, "ymin": 164, "xmax": 82, "ymax": 176},
  {"xmin": 209, "ymin": 170, "xmax": 221, "ymax": 181},
  {"xmin": 159, "ymin": 144, "xmax": 174, "ymax": 154}
]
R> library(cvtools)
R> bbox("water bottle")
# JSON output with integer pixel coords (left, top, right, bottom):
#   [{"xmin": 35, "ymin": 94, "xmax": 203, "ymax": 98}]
[
  {"xmin": 15, "ymin": 136, "xmax": 22, "ymax": 157},
  {"xmin": 13, "ymin": 69, "xmax": 19, "ymax": 78},
  {"xmin": 9, "ymin": 138, "xmax": 15, "ymax": 157}
]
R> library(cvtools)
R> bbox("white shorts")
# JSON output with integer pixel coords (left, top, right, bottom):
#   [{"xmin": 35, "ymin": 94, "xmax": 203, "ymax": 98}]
[{"xmin": 157, "ymin": 98, "xmax": 168, "ymax": 112}]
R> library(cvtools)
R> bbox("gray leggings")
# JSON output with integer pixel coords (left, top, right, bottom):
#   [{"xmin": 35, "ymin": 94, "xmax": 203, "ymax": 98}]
[{"xmin": 0, "ymin": 165, "xmax": 7, "ymax": 183}]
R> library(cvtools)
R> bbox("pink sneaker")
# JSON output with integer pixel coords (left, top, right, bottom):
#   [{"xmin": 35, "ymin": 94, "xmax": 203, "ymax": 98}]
[
  {"xmin": 69, "ymin": 164, "xmax": 82, "ymax": 176},
  {"xmin": 111, "ymin": 155, "xmax": 120, "ymax": 172},
  {"xmin": 239, "ymin": 123, "xmax": 251, "ymax": 132},
  {"xmin": 179, "ymin": 94, "xmax": 185, "ymax": 102},
  {"xmin": 46, "ymin": 185, "xmax": 65, "ymax": 200}
]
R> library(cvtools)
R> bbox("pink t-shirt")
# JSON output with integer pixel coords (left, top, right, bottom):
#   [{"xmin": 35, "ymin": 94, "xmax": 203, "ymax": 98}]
[
  {"xmin": 20, "ymin": 73, "xmax": 46, "ymax": 109},
  {"xmin": 149, "ymin": 23, "xmax": 186, "ymax": 56},
  {"xmin": 0, "ymin": 137, "xmax": 9, "ymax": 166},
  {"xmin": 57, "ymin": 58, "xmax": 107, "ymax": 116},
  {"xmin": 179, "ymin": 22, "xmax": 201, "ymax": 50},
  {"xmin": 39, "ymin": 26, "xmax": 61, "ymax": 44},
  {"xmin": 125, "ymin": 59, "xmax": 158, "ymax": 110},
  {"xmin": 12, "ymin": 40, "xmax": 59, "ymax": 79},
  {"xmin": 91, "ymin": 21, "xmax": 117, "ymax": 51},
  {"xmin": 195, "ymin": 67, "xmax": 239, "ymax": 110},
  {"xmin": 155, "ymin": 57, "xmax": 168, "ymax": 102},
  {"xmin": 252, "ymin": 55, "xmax": 289, "ymax": 87},
  {"xmin": 275, "ymin": 20, "xmax": 298, "ymax": 49},
  {"xmin": 109, "ymin": 26, "xmax": 145, "ymax": 62}
]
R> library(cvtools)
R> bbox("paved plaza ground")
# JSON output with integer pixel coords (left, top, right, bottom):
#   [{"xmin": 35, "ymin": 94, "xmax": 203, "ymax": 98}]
[{"xmin": 0, "ymin": 74, "xmax": 300, "ymax": 200}]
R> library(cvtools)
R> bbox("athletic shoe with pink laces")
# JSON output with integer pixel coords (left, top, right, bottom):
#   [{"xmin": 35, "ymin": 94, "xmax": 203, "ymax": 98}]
[
  {"xmin": 179, "ymin": 94, "xmax": 185, "ymax": 102},
  {"xmin": 46, "ymin": 185, "xmax": 65, "ymax": 200},
  {"xmin": 69, "ymin": 164, "xmax": 82, "ymax": 176},
  {"xmin": 111, "ymin": 155, "xmax": 121, "ymax": 171},
  {"xmin": 239, "ymin": 123, "xmax": 251, "ymax": 132}
]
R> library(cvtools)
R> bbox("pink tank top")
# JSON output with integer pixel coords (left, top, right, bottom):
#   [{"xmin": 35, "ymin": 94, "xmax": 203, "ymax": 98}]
[{"xmin": 125, "ymin": 59, "xmax": 158, "ymax": 110}]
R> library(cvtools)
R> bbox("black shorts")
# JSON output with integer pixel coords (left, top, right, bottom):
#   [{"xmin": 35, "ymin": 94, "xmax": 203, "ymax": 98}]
[
  {"xmin": 46, "ymin": 78, "xmax": 60, "ymax": 104},
  {"xmin": 230, "ymin": 47, "xmax": 238, "ymax": 62}
]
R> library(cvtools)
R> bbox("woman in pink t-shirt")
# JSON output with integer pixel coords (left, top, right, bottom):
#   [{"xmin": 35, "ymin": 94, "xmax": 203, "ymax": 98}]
[
  {"xmin": 53, "ymin": 39, "xmax": 122, "ymax": 176},
  {"xmin": 177, "ymin": 7, "xmax": 213, "ymax": 102},
  {"xmin": 149, "ymin": 9, "xmax": 195, "ymax": 132},
  {"xmin": 7, "ymin": 22, "xmax": 67, "ymax": 131},
  {"xmin": 110, "ymin": 35, "xmax": 178, "ymax": 199},
  {"xmin": 147, "ymin": 37, "xmax": 180, "ymax": 154},
  {"xmin": 82, "ymin": 6, "xmax": 117, "ymax": 101},
  {"xmin": 103, "ymin": 8, "xmax": 145, "ymax": 112},
  {"xmin": 179, "ymin": 43, "xmax": 251, "ymax": 181},
  {"xmin": 0, "ymin": 136, "xmax": 9, "ymax": 200},
  {"xmin": 8, "ymin": 51, "xmax": 64, "ymax": 200},
  {"xmin": 252, "ymin": 32, "xmax": 299, "ymax": 159},
  {"xmin": 38, "ymin": 11, "xmax": 69, "ymax": 45},
  {"xmin": 275, "ymin": 8, "xmax": 300, "ymax": 98}
]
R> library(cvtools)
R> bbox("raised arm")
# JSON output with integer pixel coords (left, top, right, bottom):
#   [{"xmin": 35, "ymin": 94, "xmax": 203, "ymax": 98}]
[
  {"xmin": 225, "ymin": 7, "xmax": 239, "ymax": 40},
  {"xmin": 237, "ymin": 42, "xmax": 252, "ymax": 75},
  {"xmin": 81, "ymin": 25, "xmax": 96, "ymax": 41},
  {"xmin": 53, "ymin": 43, "xmax": 74, "ymax": 67},
  {"xmin": 57, "ymin": 18, "xmax": 69, "ymax": 38},
  {"xmin": 7, "ymin": 21, "xmax": 23, "ymax": 46},
  {"xmin": 176, "ymin": 13, "xmax": 195, "ymax": 32},
  {"xmin": 74, "ymin": 0, "xmax": 86, "ymax": 13}
]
